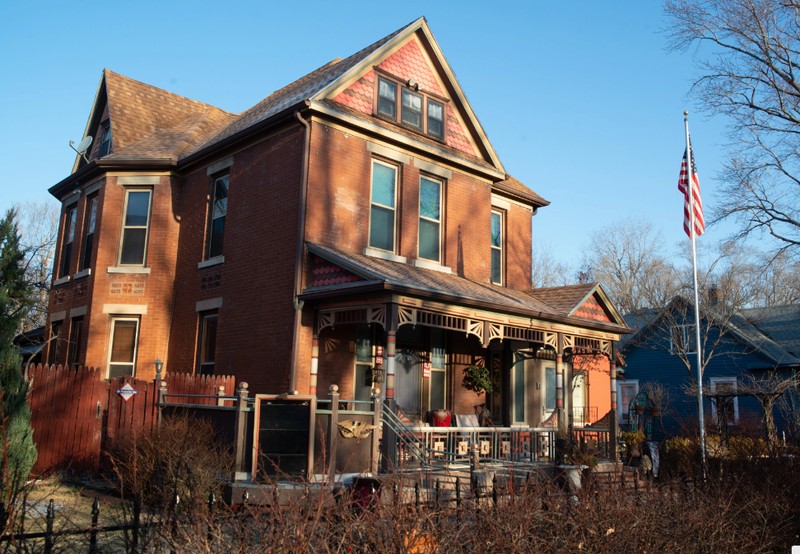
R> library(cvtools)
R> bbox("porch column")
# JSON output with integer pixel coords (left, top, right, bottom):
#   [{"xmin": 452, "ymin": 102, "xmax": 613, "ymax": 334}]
[
  {"xmin": 556, "ymin": 333, "xmax": 567, "ymax": 435},
  {"xmin": 309, "ymin": 333, "xmax": 319, "ymax": 395},
  {"xmin": 609, "ymin": 346, "xmax": 619, "ymax": 463},
  {"xmin": 385, "ymin": 303, "xmax": 398, "ymax": 400}
]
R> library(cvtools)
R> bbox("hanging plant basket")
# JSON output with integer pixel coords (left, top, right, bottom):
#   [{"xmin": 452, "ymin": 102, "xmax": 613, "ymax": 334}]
[{"xmin": 462, "ymin": 364, "xmax": 493, "ymax": 395}]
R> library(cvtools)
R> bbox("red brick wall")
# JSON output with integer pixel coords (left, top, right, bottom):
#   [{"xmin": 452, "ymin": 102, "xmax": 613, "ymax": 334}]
[{"xmin": 168, "ymin": 126, "xmax": 305, "ymax": 394}]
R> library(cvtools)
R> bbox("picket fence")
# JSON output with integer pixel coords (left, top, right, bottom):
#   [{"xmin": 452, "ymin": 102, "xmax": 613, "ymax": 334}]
[{"xmin": 26, "ymin": 364, "xmax": 235, "ymax": 476}]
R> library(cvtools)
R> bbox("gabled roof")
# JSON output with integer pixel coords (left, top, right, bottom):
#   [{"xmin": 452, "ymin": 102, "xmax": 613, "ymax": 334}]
[
  {"xmin": 303, "ymin": 243, "xmax": 629, "ymax": 335},
  {"xmin": 59, "ymin": 18, "xmax": 546, "ymax": 208},
  {"xmin": 620, "ymin": 297, "xmax": 800, "ymax": 367},
  {"xmin": 526, "ymin": 283, "xmax": 627, "ymax": 327}
]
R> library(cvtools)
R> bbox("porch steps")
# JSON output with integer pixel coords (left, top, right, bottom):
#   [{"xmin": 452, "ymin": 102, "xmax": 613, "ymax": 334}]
[{"xmin": 588, "ymin": 462, "xmax": 642, "ymax": 490}]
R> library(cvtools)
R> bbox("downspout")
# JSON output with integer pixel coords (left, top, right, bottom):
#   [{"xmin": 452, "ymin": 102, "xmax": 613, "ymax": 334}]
[{"xmin": 289, "ymin": 107, "xmax": 311, "ymax": 393}]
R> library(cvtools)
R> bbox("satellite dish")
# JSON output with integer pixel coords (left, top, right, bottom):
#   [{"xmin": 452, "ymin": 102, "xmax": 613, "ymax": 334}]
[{"xmin": 69, "ymin": 135, "xmax": 93, "ymax": 162}]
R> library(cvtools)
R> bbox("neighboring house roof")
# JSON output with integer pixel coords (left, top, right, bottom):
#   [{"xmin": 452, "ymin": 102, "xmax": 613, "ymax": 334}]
[
  {"xmin": 57, "ymin": 18, "xmax": 547, "ymax": 207},
  {"xmin": 620, "ymin": 297, "xmax": 800, "ymax": 368},
  {"xmin": 303, "ymin": 243, "xmax": 629, "ymax": 334}
]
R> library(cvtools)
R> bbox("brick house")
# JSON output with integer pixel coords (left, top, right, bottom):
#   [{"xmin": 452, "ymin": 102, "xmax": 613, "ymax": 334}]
[{"xmin": 45, "ymin": 18, "xmax": 629, "ymax": 429}]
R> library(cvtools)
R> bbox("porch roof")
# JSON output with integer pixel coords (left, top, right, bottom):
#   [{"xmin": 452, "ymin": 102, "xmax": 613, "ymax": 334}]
[{"xmin": 302, "ymin": 243, "xmax": 630, "ymax": 336}]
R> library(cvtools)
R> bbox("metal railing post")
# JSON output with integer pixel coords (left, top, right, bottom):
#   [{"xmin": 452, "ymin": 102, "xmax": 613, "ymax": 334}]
[{"xmin": 327, "ymin": 385, "xmax": 340, "ymax": 486}]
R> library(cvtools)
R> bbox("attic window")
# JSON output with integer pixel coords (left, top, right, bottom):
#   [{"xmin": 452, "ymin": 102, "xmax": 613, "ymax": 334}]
[
  {"xmin": 376, "ymin": 76, "xmax": 446, "ymax": 141},
  {"xmin": 98, "ymin": 120, "xmax": 112, "ymax": 157}
]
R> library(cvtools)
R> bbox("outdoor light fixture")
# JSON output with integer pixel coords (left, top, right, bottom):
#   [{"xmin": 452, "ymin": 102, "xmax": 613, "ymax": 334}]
[{"xmin": 155, "ymin": 358, "xmax": 163, "ymax": 376}]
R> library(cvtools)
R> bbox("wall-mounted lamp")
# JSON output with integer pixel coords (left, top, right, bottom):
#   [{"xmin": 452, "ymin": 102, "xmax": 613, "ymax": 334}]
[{"xmin": 155, "ymin": 358, "xmax": 163, "ymax": 378}]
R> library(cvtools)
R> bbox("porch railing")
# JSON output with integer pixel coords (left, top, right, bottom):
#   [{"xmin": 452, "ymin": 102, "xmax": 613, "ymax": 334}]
[{"xmin": 572, "ymin": 426, "xmax": 611, "ymax": 459}]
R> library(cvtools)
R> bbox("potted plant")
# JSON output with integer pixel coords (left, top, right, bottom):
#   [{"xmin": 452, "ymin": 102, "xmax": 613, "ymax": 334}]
[
  {"xmin": 620, "ymin": 430, "xmax": 645, "ymax": 459},
  {"xmin": 462, "ymin": 364, "xmax": 493, "ymax": 395}
]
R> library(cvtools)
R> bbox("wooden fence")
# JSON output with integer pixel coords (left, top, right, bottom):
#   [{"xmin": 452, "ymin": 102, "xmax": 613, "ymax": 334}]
[{"xmin": 26, "ymin": 364, "xmax": 235, "ymax": 476}]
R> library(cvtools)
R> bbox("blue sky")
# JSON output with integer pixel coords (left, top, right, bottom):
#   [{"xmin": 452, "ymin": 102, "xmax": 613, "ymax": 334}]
[{"xmin": 0, "ymin": 1, "xmax": 734, "ymax": 268}]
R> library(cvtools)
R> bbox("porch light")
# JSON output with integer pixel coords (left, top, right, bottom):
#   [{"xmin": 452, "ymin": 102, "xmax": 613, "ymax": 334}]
[
  {"xmin": 370, "ymin": 365, "xmax": 385, "ymax": 384},
  {"xmin": 155, "ymin": 358, "xmax": 163, "ymax": 377}
]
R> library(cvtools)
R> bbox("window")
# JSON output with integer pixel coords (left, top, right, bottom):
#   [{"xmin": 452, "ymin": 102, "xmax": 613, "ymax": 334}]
[
  {"xmin": 60, "ymin": 206, "xmax": 77, "ymax": 278},
  {"xmin": 670, "ymin": 324, "xmax": 697, "ymax": 355},
  {"xmin": 401, "ymin": 89, "xmax": 423, "ymax": 129},
  {"xmin": 81, "ymin": 194, "xmax": 98, "ymax": 270},
  {"xmin": 98, "ymin": 121, "xmax": 112, "ymax": 157},
  {"xmin": 48, "ymin": 321, "xmax": 64, "ymax": 366},
  {"xmin": 207, "ymin": 175, "xmax": 228, "ymax": 259},
  {"xmin": 711, "ymin": 377, "xmax": 739, "ymax": 426},
  {"xmin": 418, "ymin": 176, "xmax": 442, "ymax": 262},
  {"xmin": 376, "ymin": 76, "xmax": 446, "ymax": 140},
  {"xmin": 108, "ymin": 317, "xmax": 139, "ymax": 378},
  {"xmin": 618, "ymin": 381, "xmax": 639, "ymax": 423},
  {"xmin": 429, "ymin": 329, "xmax": 446, "ymax": 410},
  {"xmin": 119, "ymin": 189, "xmax": 152, "ymax": 265},
  {"xmin": 369, "ymin": 160, "xmax": 397, "ymax": 252},
  {"xmin": 427, "ymin": 99, "xmax": 444, "ymax": 140},
  {"xmin": 197, "ymin": 312, "xmax": 218, "ymax": 375},
  {"xmin": 490, "ymin": 210, "xmax": 504, "ymax": 285},
  {"xmin": 545, "ymin": 366, "xmax": 556, "ymax": 413},
  {"xmin": 354, "ymin": 325, "xmax": 373, "ymax": 402},
  {"xmin": 68, "ymin": 317, "xmax": 84, "ymax": 367},
  {"xmin": 377, "ymin": 78, "xmax": 397, "ymax": 119}
]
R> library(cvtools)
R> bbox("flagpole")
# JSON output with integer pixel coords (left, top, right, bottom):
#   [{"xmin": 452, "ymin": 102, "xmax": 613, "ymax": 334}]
[{"xmin": 684, "ymin": 110, "xmax": 707, "ymax": 480}]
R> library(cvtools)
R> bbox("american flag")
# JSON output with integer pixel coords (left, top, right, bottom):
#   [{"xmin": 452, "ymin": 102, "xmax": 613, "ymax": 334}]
[{"xmin": 678, "ymin": 144, "xmax": 705, "ymax": 238}]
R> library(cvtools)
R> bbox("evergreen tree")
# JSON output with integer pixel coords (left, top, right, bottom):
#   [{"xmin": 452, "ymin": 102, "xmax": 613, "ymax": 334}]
[{"xmin": 0, "ymin": 208, "xmax": 37, "ymax": 512}]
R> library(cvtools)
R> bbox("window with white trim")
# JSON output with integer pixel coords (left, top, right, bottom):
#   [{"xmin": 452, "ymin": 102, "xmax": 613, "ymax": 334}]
[
  {"xmin": 710, "ymin": 377, "xmax": 739, "ymax": 426},
  {"xmin": 119, "ymin": 189, "xmax": 152, "ymax": 266},
  {"xmin": 490, "ymin": 209, "xmax": 504, "ymax": 285},
  {"xmin": 197, "ymin": 312, "xmax": 218, "ymax": 376},
  {"xmin": 618, "ymin": 380, "xmax": 639, "ymax": 423},
  {"xmin": 68, "ymin": 316, "xmax": 84, "ymax": 368},
  {"xmin": 108, "ymin": 317, "xmax": 139, "ymax": 378},
  {"xmin": 369, "ymin": 160, "xmax": 398, "ymax": 252},
  {"xmin": 670, "ymin": 324, "xmax": 697, "ymax": 355},
  {"xmin": 207, "ymin": 174, "xmax": 228, "ymax": 259},
  {"xmin": 418, "ymin": 176, "xmax": 442, "ymax": 262},
  {"xmin": 60, "ymin": 206, "xmax": 77, "ymax": 278},
  {"xmin": 429, "ymin": 329, "xmax": 446, "ymax": 411}
]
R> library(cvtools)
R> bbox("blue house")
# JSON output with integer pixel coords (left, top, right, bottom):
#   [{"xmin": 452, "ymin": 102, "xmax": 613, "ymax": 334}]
[{"xmin": 618, "ymin": 298, "xmax": 800, "ymax": 441}]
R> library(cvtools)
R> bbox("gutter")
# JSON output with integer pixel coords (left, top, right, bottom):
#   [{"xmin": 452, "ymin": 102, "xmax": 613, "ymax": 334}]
[
  {"xmin": 289, "ymin": 107, "xmax": 312, "ymax": 392},
  {"xmin": 48, "ymin": 158, "xmax": 175, "ymax": 199}
]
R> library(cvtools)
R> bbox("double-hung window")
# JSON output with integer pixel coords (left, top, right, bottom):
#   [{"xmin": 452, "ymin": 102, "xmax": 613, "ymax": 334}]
[
  {"xmin": 207, "ymin": 175, "xmax": 228, "ymax": 259},
  {"xmin": 377, "ymin": 78, "xmax": 397, "ymax": 119},
  {"xmin": 108, "ymin": 317, "xmax": 140, "ymax": 378},
  {"xmin": 670, "ymin": 325, "xmax": 697, "ymax": 355},
  {"xmin": 60, "ymin": 206, "xmax": 77, "ymax": 278},
  {"xmin": 81, "ymin": 194, "xmax": 98, "ymax": 270},
  {"xmin": 490, "ymin": 210, "xmax": 504, "ymax": 285},
  {"xmin": 418, "ymin": 176, "xmax": 442, "ymax": 263},
  {"xmin": 119, "ymin": 189, "xmax": 152, "ymax": 266},
  {"xmin": 369, "ymin": 160, "xmax": 398, "ymax": 252},
  {"xmin": 98, "ymin": 121, "xmax": 112, "ymax": 157},
  {"xmin": 401, "ymin": 89, "xmax": 423, "ymax": 129},
  {"xmin": 197, "ymin": 312, "xmax": 219, "ymax": 375},
  {"xmin": 427, "ymin": 99, "xmax": 444, "ymax": 140}
]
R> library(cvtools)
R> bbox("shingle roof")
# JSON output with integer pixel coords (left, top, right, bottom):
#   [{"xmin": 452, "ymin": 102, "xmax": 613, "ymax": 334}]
[
  {"xmin": 740, "ymin": 304, "xmax": 800, "ymax": 359},
  {"xmin": 103, "ymin": 70, "xmax": 235, "ymax": 161},
  {"xmin": 304, "ymin": 243, "xmax": 629, "ymax": 334},
  {"xmin": 495, "ymin": 175, "xmax": 549, "ymax": 207},
  {"xmin": 526, "ymin": 284, "xmax": 599, "ymax": 315}
]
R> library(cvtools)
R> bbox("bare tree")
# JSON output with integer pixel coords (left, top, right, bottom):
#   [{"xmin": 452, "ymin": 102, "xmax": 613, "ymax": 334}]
[
  {"xmin": 531, "ymin": 238, "xmax": 571, "ymax": 288},
  {"xmin": 666, "ymin": 0, "xmax": 800, "ymax": 258},
  {"xmin": 584, "ymin": 219, "xmax": 680, "ymax": 314},
  {"xmin": 14, "ymin": 201, "xmax": 59, "ymax": 332}
]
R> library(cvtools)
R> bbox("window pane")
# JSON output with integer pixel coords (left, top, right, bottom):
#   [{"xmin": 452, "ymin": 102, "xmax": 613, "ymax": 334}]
[
  {"xmin": 66, "ymin": 208, "xmax": 77, "ymax": 242},
  {"xmin": 209, "ymin": 217, "xmax": 225, "ymax": 258},
  {"xmin": 213, "ymin": 176, "xmax": 228, "ymax": 218},
  {"xmin": 120, "ymin": 228, "xmax": 146, "ymax": 265},
  {"xmin": 427, "ymin": 100, "xmax": 444, "ymax": 139},
  {"xmin": 201, "ymin": 316, "xmax": 218, "ymax": 364},
  {"xmin": 111, "ymin": 321, "xmax": 137, "ymax": 363},
  {"xmin": 371, "ymin": 163, "xmax": 395, "ymax": 207},
  {"xmin": 514, "ymin": 359, "xmax": 525, "ymax": 422},
  {"xmin": 430, "ymin": 371, "xmax": 445, "ymax": 410},
  {"xmin": 420, "ymin": 178, "xmax": 440, "ymax": 220},
  {"xmin": 109, "ymin": 364, "xmax": 133, "ymax": 379},
  {"xmin": 369, "ymin": 206, "xmax": 394, "ymax": 251},
  {"xmin": 545, "ymin": 366, "xmax": 556, "ymax": 411},
  {"xmin": 378, "ymin": 79, "xmax": 396, "ymax": 118},
  {"xmin": 68, "ymin": 318, "xmax": 83, "ymax": 366},
  {"xmin": 491, "ymin": 249, "xmax": 502, "ymax": 284},
  {"xmin": 401, "ymin": 90, "xmax": 422, "ymax": 128},
  {"xmin": 419, "ymin": 219, "xmax": 439, "ymax": 261},
  {"xmin": 125, "ymin": 191, "xmax": 150, "ymax": 226},
  {"xmin": 356, "ymin": 325, "xmax": 372, "ymax": 362},
  {"xmin": 491, "ymin": 212, "xmax": 502, "ymax": 247}
]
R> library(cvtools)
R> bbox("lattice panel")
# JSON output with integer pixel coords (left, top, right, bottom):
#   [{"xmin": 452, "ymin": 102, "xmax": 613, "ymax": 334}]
[
  {"xmin": 504, "ymin": 326, "xmax": 545, "ymax": 343},
  {"xmin": 417, "ymin": 310, "xmax": 469, "ymax": 333}
]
